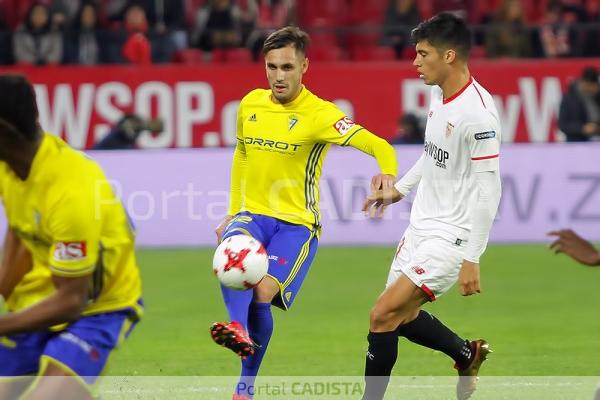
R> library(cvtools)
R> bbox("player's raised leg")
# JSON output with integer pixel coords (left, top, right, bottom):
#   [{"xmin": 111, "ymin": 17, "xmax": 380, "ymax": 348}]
[
  {"xmin": 235, "ymin": 222, "xmax": 318, "ymax": 399},
  {"xmin": 211, "ymin": 213, "xmax": 271, "ymax": 358}
]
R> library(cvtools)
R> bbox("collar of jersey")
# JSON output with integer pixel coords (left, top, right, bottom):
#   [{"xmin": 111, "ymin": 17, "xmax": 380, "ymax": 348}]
[{"xmin": 443, "ymin": 75, "xmax": 473, "ymax": 105}]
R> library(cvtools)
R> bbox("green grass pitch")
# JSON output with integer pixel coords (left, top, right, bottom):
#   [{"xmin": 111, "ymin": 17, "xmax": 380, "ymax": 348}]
[{"xmin": 102, "ymin": 245, "xmax": 600, "ymax": 399}]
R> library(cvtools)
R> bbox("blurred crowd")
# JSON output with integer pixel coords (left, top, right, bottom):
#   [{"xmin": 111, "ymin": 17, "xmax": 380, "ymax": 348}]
[{"xmin": 0, "ymin": 0, "xmax": 599, "ymax": 65}]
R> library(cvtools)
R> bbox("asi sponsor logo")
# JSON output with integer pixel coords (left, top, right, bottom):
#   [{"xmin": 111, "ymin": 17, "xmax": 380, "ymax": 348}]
[
  {"xmin": 333, "ymin": 116, "xmax": 355, "ymax": 135},
  {"xmin": 54, "ymin": 241, "xmax": 87, "ymax": 261},
  {"xmin": 474, "ymin": 131, "xmax": 496, "ymax": 140},
  {"xmin": 241, "ymin": 137, "xmax": 301, "ymax": 152},
  {"xmin": 424, "ymin": 140, "xmax": 449, "ymax": 169}
]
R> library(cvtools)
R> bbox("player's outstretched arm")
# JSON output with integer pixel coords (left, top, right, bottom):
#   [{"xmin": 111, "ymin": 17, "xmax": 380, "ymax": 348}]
[
  {"xmin": 362, "ymin": 186, "xmax": 404, "ymax": 218},
  {"xmin": 548, "ymin": 229, "xmax": 600, "ymax": 266},
  {"xmin": 345, "ymin": 129, "xmax": 398, "ymax": 179},
  {"xmin": 0, "ymin": 274, "xmax": 89, "ymax": 336}
]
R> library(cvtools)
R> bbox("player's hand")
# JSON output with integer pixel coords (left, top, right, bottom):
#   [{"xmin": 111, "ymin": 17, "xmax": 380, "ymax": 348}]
[
  {"xmin": 458, "ymin": 260, "xmax": 480, "ymax": 296},
  {"xmin": 215, "ymin": 215, "xmax": 234, "ymax": 244},
  {"xmin": 548, "ymin": 229, "xmax": 600, "ymax": 266},
  {"xmin": 371, "ymin": 174, "xmax": 396, "ymax": 192},
  {"xmin": 362, "ymin": 186, "xmax": 403, "ymax": 218}
]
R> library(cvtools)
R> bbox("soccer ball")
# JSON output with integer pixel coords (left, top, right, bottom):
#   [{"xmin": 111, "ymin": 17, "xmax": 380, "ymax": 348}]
[{"xmin": 212, "ymin": 235, "xmax": 268, "ymax": 290}]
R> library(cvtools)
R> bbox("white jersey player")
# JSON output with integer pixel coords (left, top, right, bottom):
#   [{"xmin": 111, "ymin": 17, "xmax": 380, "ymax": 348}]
[
  {"xmin": 360, "ymin": 13, "xmax": 502, "ymax": 400},
  {"xmin": 389, "ymin": 78, "xmax": 501, "ymax": 299}
]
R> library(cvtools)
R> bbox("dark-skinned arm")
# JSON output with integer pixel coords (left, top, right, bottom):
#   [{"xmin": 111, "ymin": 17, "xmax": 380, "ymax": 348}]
[
  {"xmin": 0, "ymin": 274, "xmax": 89, "ymax": 336},
  {"xmin": 0, "ymin": 228, "xmax": 33, "ymax": 299}
]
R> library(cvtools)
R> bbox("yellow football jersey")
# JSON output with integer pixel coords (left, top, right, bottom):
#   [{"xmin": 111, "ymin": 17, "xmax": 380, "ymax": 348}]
[
  {"xmin": 228, "ymin": 86, "xmax": 397, "ymax": 229},
  {"xmin": 0, "ymin": 134, "xmax": 142, "ymax": 320}
]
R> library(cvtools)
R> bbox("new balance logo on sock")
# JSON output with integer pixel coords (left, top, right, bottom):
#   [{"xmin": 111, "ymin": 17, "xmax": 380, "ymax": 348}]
[
  {"xmin": 248, "ymin": 114, "xmax": 257, "ymax": 122},
  {"xmin": 366, "ymin": 351, "xmax": 375, "ymax": 361}
]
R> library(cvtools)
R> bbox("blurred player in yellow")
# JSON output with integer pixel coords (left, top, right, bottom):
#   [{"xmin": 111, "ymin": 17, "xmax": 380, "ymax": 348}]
[
  {"xmin": 211, "ymin": 26, "xmax": 398, "ymax": 399},
  {"xmin": 0, "ymin": 74, "xmax": 143, "ymax": 400}
]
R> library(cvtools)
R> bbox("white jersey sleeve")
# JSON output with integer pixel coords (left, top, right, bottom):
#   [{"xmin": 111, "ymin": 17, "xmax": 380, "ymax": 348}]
[
  {"xmin": 394, "ymin": 154, "xmax": 424, "ymax": 196},
  {"xmin": 463, "ymin": 170, "xmax": 502, "ymax": 263},
  {"xmin": 464, "ymin": 119, "xmax": 500, "ymax": 173}
]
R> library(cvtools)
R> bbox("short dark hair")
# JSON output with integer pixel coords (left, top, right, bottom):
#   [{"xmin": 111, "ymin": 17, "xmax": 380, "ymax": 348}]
[
  {"xmin": 0, "ymin": 74, "xmax": 40, "ymax": 141},
  {"xmin": 581, "ymin": 67, "xmax": 599, "ymax": 84},
  {"xmin": 411, "ymin": 12, "xmax": 472, "ymax": 59},
  {"xmin": 262, "ymin": 26, "xmax": 310, "ymax": 55}
]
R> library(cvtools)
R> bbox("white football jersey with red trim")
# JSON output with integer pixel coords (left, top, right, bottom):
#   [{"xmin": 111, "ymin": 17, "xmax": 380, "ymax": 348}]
[{"xmin": 410, "ymin": 76, "xmax": 501, "ymax": 241}]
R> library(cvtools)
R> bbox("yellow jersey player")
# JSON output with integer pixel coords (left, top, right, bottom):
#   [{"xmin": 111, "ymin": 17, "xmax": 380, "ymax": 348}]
[
  {"xmin": 0, "ymin": 74, "xmax": 142, "ymax": 400},
  {"xmin": 210, "ymin": 26, "xmax": 398, "ymax": 400}
]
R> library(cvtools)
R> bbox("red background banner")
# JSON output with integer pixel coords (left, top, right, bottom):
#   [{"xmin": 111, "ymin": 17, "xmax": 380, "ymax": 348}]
[{"xmin": 6, "ymin": 59, "xmax": 599, "ymax": 148}]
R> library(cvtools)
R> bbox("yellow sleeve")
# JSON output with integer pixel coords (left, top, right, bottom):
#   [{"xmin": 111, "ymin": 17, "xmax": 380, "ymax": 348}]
[
  {"xmin": 227, "ymin": 102, "xmax": 248, "ymax": 215},
  {"xmin": 46, "ymin": 185, "xmax": 100, "ymax": 277},
  {"xmin": 345, "ymin": 129, "xmax": 398, "ymax": 176},
  {"xmin": 312, "ymin": 101, "xmax": 366, "ymax": 146}
]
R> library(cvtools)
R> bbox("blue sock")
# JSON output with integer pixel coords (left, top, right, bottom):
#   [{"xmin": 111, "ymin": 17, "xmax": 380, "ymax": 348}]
[
  {"xmin": 220, "ymin": 284, "xmax": 253, "ymax": 328},
  {"xmin": 236, "ymin": 302, "xmax": 273, "ymax": 398}
]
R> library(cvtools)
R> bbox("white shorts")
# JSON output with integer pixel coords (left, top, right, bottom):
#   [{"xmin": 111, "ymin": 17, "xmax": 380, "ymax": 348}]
[{"xmin": 386, "ymin": 226, "xmax": 465, "ymax": 301}]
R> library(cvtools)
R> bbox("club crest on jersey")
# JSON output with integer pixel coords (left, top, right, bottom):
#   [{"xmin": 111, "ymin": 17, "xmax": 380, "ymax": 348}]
[
  {"xmin": 333, "ymin": 116, "xmax": 355, "ymax": 136},
  {"xmin": 446, "ymin": 122, "xmax": 455, "ymax": 137},
  {"xmin": 288, "ymin": 115, "xmax": 298, "ymax": 131}
]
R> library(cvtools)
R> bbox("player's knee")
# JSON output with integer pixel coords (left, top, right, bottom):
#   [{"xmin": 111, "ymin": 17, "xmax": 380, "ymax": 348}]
[
  {"xmin": 369, "ymin": 305, "xmax": 393, "ymax": 331},
  {"xmin": 370, "ymin": 304, "xmax": 419, "ymax": 331},
  {"xmin": 253, "ymin": 276, "xmax": 279, "ymax": 303}
]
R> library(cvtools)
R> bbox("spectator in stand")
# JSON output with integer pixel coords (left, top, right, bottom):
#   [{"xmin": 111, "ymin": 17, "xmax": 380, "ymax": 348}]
[
  {"xmin": 558, "ymin": 66, "xmax": 600, "ymax": 142},
  {"xmin": 111, "ymin": 0, "xmax": 186, "ymax": 53},
  {"xmin": 245, "ymin": 0, "xmax": 294, "ymax": 59},
  {"xmin": 237, "ymin": 0, "xmax": 259, "ymax": 48},
  {"xmin": 381, "ymin": 0, "xmax": 421, "ymax": 59},
  {"xmin": 390, "ymin": 113, "xmax": 424, "ymax": 144},
  {"xmin": 537, "ymin": 0, "xmax": 588, "ymax": 58},
  {"xmin": 484, "ymin": 0, "xmax": 532, "ymax": 58},
  {"xmin": 121, "ymin": 3, "xmax": 152, "ymax": 64},
  {"xmin": 142, "ymin": 0, "xmax": 187, "ymax": 50},
  {"xmin": 192, "ymin": 0, "xmax": 242, "ymax": 52},
  {"xmin": 64, "ymin": 1, "xmax": 102, "ymax": 65},
  {"xmin": 48, "ymin": 0, "xmax": 81, "ymax": 31},
  {"xmin": 13, "ymin": 2, "xmax": 63, "ymax": 65}
]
